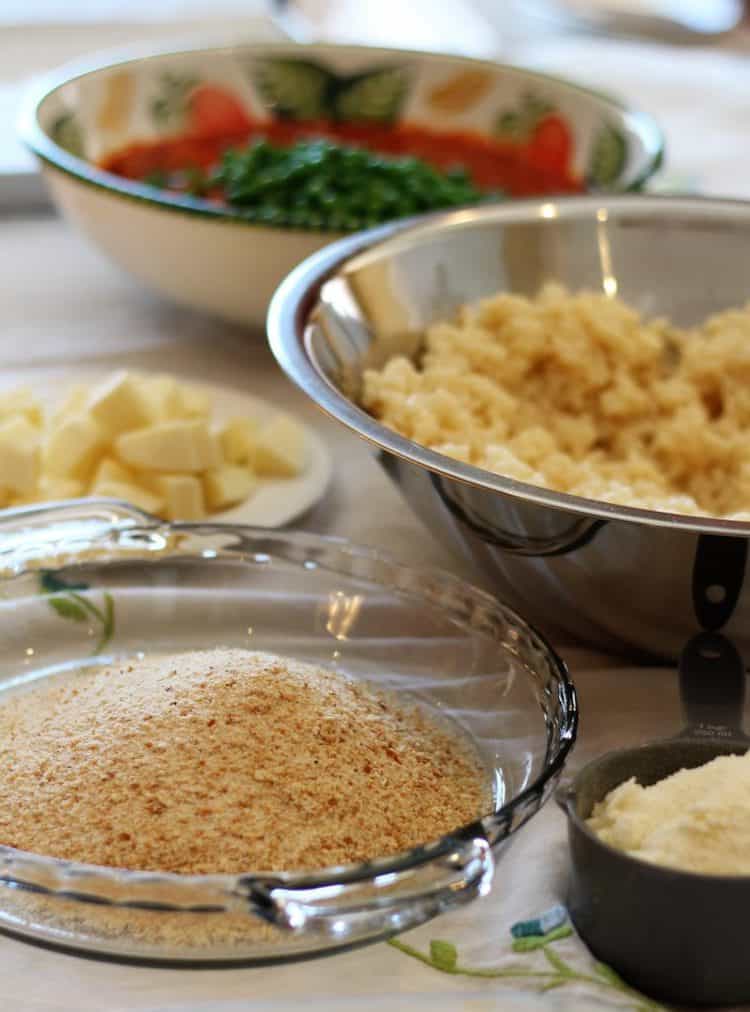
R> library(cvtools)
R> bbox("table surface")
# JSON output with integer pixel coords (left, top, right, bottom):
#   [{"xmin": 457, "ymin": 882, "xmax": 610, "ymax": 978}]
[{"xmin": 4, "ymin": 5, "xmax": 750, "ymax": 1010}]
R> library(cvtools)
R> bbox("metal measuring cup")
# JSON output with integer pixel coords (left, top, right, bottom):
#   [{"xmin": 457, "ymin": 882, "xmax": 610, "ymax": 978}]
[{"xmin": 558, "ymin": 535, "xmax": 750, "ymax": 1005}]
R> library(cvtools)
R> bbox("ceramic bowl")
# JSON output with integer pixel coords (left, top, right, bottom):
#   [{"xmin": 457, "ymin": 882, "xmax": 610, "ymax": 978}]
[{"xmin": 19, "ymin": 41, "xmax": 663, "ymax": 327}]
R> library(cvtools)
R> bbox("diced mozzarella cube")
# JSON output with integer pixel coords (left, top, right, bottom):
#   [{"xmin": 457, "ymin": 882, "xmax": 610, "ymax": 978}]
[
  {"xmin": 92, "ymin": 479, "xmax": 164, "ymax": 516},
  {"xmin": 87, "ymin": 370, "xmax": 153, "ymax": 435},
  {"xmin": 41, "ymin": 477, "xmax": 84, "ymax": 499},
  {"xmin": 203, "ymin": 466, "xmax": 257, "ymax": 511},
  {"xmin": 115, "ymin": 420, "xmax": 217, "ymax": 473},
  {"xmin": 3, "ymin": 369, "xmax": 313, "ymax": 519},
  {"xmin": 51, "ymin": 384, "xmax": 89, "ymax": 425},
  {"xmin": 91, "ymin": 456, "xmax": 135, "ymax": 488},
  {"xmin": 254, "ymin": 415, "xmax": 307, "ymax": 477},
  {"xmin": 0, "ymin": 387, "xmax": 42, "ymax": 427},
  {"xmin": 43, "ymin": 414, "xmax": 106, "ymax": 480},
  {"xmin": 141, "ymin": 375, "xmax": 184, "ymax": 422},
  {"xmin": 0, "ymin": 416, "xmax": 40, "ymax": 493},
  {"xmin": 219, "ymin": 417, "xmax": 259, "ymax": 466},
  {"xmin": 152, "ymin": 474, "xmax": 206, "ymax": 521},
  {"xmin": 177, "ymin": 384, "xmax": 212, "ymax": 419},
  {"xmin": 15, "ymin": 477, "xmax": 84, "ymax": 505},
  {"xmin": 209, "ymin": 431, "xmax": 224, "ymax": 468}
]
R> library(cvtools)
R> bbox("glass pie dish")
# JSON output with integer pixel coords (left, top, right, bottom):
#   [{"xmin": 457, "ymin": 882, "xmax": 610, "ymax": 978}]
[{"xmin": 0, "ymin": 500, "xmax": 576, "ymax": 965}]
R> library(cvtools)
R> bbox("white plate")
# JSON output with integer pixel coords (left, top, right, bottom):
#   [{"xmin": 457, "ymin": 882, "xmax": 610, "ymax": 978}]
[{"xmin": 3, "ymin": 370, "xmax": 333, "ymax": 529}]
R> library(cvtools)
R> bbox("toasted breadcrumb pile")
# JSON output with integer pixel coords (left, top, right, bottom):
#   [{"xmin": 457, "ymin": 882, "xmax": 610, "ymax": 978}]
[{"xmin": 0, "ymin": 648, "xmax": 485, "ymax": 874}]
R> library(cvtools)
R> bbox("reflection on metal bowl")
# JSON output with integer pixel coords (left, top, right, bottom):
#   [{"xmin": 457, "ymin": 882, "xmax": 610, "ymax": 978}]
[{"xmin": 268, "ymin": 196, "xmax": 750, "ymax": 659}]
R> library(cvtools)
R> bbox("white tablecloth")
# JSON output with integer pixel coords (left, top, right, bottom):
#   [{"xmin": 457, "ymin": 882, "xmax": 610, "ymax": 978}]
[{"xmin": 3, "ymin": 5, "xmax": 750, "ymax": 1010}]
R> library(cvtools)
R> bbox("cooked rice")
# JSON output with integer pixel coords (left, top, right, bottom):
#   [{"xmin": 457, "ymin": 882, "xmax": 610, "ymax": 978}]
[{"xmin": 362, "ymin": 283, "xmax": 750, "ymax": 518}]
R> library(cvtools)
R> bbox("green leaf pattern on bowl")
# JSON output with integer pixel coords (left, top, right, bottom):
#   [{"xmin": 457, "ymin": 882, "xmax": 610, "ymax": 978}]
[
  {"xmin": 47, "ymin": 596, "xmax": 89, "ymax": 622},
  {"xmin": 251, "ymin": 59, "xmax": 409, "ymax": 124},
  {"xmin": 495, "ymin": 91, "xmax": 555, "ymax": 141},
  {"xmin": 332, "ymin": 67, "xmax": 409, "ymax": 123},
  {"xmin": 587, "ymin": 123, "xmax": 628, "ymax": 187},
  {"xmin": 49, "ymin": 112, "xmax": 85, "ymax": 157},
  {"xmin": 40, "ymin": 571, "xmax": 115, "ymax": 655},
  {"xmin": 150, "ymin": 72, "xmax": 200, "ymax": 130},
  {"xmin": 253, "ymin": 59, "xmax": 332, "ymax": 121}
]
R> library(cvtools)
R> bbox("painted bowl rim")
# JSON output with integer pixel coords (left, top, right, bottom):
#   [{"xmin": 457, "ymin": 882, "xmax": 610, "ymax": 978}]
[{"xmin": 18, "ymin": 39, "xmax": 665, "ymax": 233}]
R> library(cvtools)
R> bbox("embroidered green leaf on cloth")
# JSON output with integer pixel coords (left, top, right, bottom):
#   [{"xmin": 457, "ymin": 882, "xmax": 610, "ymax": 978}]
[{"xmin": 389, "ymin": 929, "xmax": 665, "ymax": 1011}]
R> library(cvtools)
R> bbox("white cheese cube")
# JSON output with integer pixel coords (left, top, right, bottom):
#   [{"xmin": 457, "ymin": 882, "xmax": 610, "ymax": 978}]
[
  {"xmin": 0, "ymin": 415, "xmax": 40, "ymax": 494},
  {"xmin": 152, "ymin": 474, "xmax": 206, "ymax": 521},
  {"xmin": 87, "ymin": 370, "xmax": 153, "ymax": 435},
  {"xmin": 219, "ymin": 417, "xmax": 259, "ymax": 466},
  {"xmin": 209, "ymin": 430, "xmax": 224, "ymax": 469},
  {"xmin": 91, "ymin": 456, "xmax": 135, "ymax": 488},
  {"xmin": 43, "ymin": 414, "xmax": 106, "ymax": 480},
  {"xmin": 41, "ymin": 477, "xmax": 84, "ymax": 499},
  {"xmin": 14, "ymin": 477, "xmax": 84, "ymax": 505},
  {"xmin": 177, "ymin": 384, "xmax": 212, "ymax": 419},
  {"xmin": 92, "ymin": 479, "xmax": 164, "ymax": 516},
  {"xmin": 141, "ymin": 375, "xmax": 184, "ymax": 422},
  {"xmin": 0, "ymin": 387, "xmax": 42, "ymax": 427},
  {"xmin": 52, "ymin": 384, "xmax": 89, "ymax": 425},
  {"xmin": 115, "ymin": 420, "xmax": 217, "ymax": 473},
  {"xmin": 254, "ymin": 415, "xmax": 307, "ymax": 477},
  {"xmin": 203, "ymin": 466, "xmax": 257, "ymax": 511}
]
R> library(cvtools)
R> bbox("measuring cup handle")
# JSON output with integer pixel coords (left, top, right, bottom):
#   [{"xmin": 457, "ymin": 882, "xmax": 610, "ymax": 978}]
[
  {"xmin": 679, "ymin": 631, "xmax": 747, "ymax": 737},
  {"xmin": 692, "ymin": 534, "xmax": 747, "ymax": 631}
]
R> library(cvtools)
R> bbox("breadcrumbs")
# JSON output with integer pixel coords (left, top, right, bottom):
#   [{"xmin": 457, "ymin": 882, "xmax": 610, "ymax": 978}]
[
  {"xmin": 0, "ymin": 648, "xmax": 486, "ymax": 874},
  {"xmin": 361, "ymin": 283, "xmax": 750, "ymax": 519}
]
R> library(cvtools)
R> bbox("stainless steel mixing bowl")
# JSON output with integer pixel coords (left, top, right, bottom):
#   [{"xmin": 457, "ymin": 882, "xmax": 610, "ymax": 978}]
[{"xmin": 267, "ymin": 195, "xmax": 750, "ymax": 659}]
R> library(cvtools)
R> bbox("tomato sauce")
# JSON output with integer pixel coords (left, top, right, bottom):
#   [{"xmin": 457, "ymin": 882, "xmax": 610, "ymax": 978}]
[{"xmin": 101, "ymin": 118, "xmax": 583, "ymax": 199}]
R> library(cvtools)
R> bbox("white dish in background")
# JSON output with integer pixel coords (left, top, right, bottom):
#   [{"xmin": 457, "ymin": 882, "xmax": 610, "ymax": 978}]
[{"xmin": 3, "ymin": 370, "xmax": 333, "ymax": 529}]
